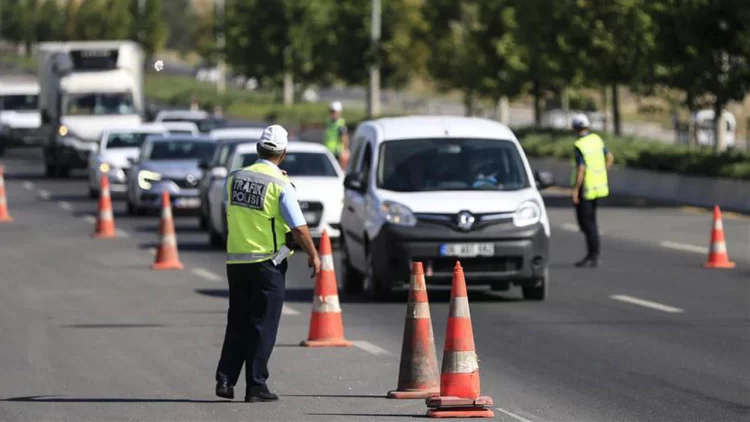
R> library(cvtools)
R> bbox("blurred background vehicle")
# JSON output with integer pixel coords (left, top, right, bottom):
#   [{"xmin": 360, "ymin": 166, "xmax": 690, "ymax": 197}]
[
  {"xmin": 125, "ymin": 134, "xmax": 217, "ymax": 215},
  {"xmin": 205, "ymin": 141, "xmax": 344, "ymax": 248},
  {"xmin": 87, "ymin": 124, "xmax": 169, "ymax": 198},
  {"xmin": 0, "ymin": 76, "xmax": 42, "ymax": 155},
  {"xmin": 161, "ymin": 121, "xmax": 199, "ymax": 136},
  {"xmin": 153, "ymin": 108, "xmax": 226, "ymax": 133}
]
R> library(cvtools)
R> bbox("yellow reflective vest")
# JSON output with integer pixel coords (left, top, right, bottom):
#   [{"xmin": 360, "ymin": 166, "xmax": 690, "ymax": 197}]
[
  {"xmin": 570, "ymin": 133, "xmax": 610, "ymax": 200},
  {"xmin": 225, "ymin": 161, "xmax": 292, "ymax": 264},
  {"xmin": 324, "ymin": 117, "xmax": 346, "ymax": 155}
]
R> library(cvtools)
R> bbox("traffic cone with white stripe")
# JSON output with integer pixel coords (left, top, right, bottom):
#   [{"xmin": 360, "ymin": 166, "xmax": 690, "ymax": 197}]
[
  {"xmin": 300, "ymin": 230, "xmax": 352, "ymax": 347},
  {"xmin": 704, "ymin": 205, "xmax": 735, "ymax": 269},
  {"xmin": 152, "ymin": 191, "xmax": 184, "ymax": 270},
  {"xmin": 0, "ymin": 166, "xmax": 13, "ymax": 223},
  {"xmin": 92, "ymin": 174, "xmax": 116, "ymax": 238},
  {"xmin": 387, "ymin": 262, "xmax": 440, "ymax": 399},
  {"xmin": 426, "ymin": 262, "xmax": 494, "ymax": 418}
]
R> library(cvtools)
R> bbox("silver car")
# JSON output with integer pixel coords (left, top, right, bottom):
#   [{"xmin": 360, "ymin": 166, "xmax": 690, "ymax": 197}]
[
  {"xmin": 87, "ymin": 124, "xmax": 169, "ymax": 198},
  {"xmin": 125, "ymin": 135, "xmax": 217, "ymax": 215}
]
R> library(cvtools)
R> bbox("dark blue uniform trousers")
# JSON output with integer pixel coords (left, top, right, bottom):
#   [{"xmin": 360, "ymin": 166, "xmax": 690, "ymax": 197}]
[{"xmin": 216, "ymin": 259, "xmax": 287, "ymax": 391}]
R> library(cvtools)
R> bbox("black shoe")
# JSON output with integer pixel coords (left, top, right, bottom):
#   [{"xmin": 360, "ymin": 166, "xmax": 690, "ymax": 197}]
[
  {"xmin": 215, "ymin": 382, "xmax": 234, "ymax": 400},
  {"xmin": 574, "ymin": 257, "xmax": 598, "ymax": 268},
  {"xmin": 245, "ymin": 388, "xmax": 279, "ymax": 402}
]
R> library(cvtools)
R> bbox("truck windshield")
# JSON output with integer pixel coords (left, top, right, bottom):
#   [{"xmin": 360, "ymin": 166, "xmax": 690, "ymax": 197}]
[
  {"xmin": 64, "ymin": 92, "xmax": 135, "ymax": 116},
  {"xmin": 0, "ymin": 94, "xmax": 38, "ymax": 111},
  {"xmin": 376, "ymin": 138, "xmax": 529, "ymax": 192}
]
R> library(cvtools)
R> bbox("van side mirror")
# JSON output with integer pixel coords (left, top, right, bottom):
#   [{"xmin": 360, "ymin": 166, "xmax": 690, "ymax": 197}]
[
  {"xmin": 343, "ymin": 173, "xmax": 365, "ymax": 192},
  {"xmin": 198, "ymin": 159, "xmax": 210, "ymax": 170},
  {"xmin": 534, "ymin": 170, "xmax": 555, "ymax": 190},
  {"xmin": 210, "ymin": 167, "xmax": 228, "ymax": 180}
]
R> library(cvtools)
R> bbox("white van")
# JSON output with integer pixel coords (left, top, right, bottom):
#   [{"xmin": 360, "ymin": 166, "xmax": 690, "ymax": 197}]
[{"xmin": 340, "ymin": 116, "xmax": 554, "ymax": 301}]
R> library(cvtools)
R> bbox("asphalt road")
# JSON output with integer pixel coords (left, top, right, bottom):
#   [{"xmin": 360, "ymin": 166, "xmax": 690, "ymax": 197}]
[{"xmin": 0, "ymin": 148, "xmax": 748, "ymax": 422}]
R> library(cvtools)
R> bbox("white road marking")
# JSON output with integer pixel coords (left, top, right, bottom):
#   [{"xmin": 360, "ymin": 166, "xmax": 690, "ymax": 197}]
[
  {"xmin": 352, "ymin": 340, "xmax": 390, "ymax": 356},
  {"xmin": 37, "ymin": 189, "xmax": 50, "ymax": 200},
  {"xmin": 281, "ymin": 304, "xmax": 300, "ymax": 316},
  {"xmin": 115, "ymin": 229, "xmax": 129, "ymax": 238},
  {"xmin": 58, "ymin": 201, "xmax": 72, "ymax": 211},
  {"xmin": 147, "ymin": 247, "xmax": 157, "ymax": 256},
  {"xmin": 191, "ymin": 267, "xmax": 222, "ymax": 282},
  {"xmin": 82, "ymin": 215, "xmax": 96, "ymax": 224},
  {"xmin": 610, "ymin": 295, "xmax": 684, "ymax": 314},
  {"xmin": 660, "ymin": 241, "xmax": 708, "ymax": 255},
  {"xmin": 22, "ymin": 181, "xmax": 34, "ymax": 190},
  {"xmin": 560, "ymin": 223, "xmax": 579, "ymax": 232},
  {"xmin": 495, "ymin": 407, "xmax": 536, "ymax": 422}
]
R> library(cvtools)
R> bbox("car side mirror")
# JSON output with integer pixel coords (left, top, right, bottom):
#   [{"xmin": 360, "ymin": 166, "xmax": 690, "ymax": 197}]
[
  {"xmin": 534, "ymin": 170, "xmax": 555, "ymax": 190},
  {"xmin": 343, "ymin": 173, "xmax": 365, "ymax": 192},
  {"xmin": 210, "ymin": 167, "xmax": 228, "ymax": 180}
]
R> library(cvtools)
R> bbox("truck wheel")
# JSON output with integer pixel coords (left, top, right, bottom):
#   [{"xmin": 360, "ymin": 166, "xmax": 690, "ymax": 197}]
[
  {"xmin": 522, "ymin": 267, "xmax": 548, "ymax": 301},
  {"xmin": 340, "ymin": 235, "xmax": 363, "ymax": 294}
]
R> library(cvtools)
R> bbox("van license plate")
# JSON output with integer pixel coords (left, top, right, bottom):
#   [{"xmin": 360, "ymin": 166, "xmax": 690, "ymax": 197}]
[
  {"xmin": 174, "ymin": 198, "xmax": 200, "ymax": 208},
  {"xmin": 439, "ymin": 243, "xmax": 494, "ymax": 257}
]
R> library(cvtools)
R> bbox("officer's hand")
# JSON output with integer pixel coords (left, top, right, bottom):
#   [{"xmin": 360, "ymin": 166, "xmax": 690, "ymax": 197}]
[
  {"xmin": 572, "ymin": 192, "xmax": 580, "ymax": 205},
  {"xmin": 308, "ymin": 254, "xmax": 321, "ymax": 279}
]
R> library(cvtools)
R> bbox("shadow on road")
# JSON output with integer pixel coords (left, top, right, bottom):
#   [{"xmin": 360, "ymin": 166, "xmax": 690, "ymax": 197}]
[
  {"xmin": 138, "ymin": 241, "xmax": 216, "ymax": 253},
  {"xmin": 307, "ymin": 413, "xmax": 421, "ymax": 419},
  {"xmin": 542, "ymin": 193, "xmax": 683, "ymax": 209},
  {"xmin": 134, "ymin": 224, "xmax": 205, "ymax": 234},
  {"xmin": 283, "ymin": 394, "xmax": 385, "ymax": 398},
  {"xmin": 59, "ymin": 323, "xmax": 168, "ymax": 328},
  {"xmin": 3, "ymin": 395, "xmax": 226, "ymax": 404}
]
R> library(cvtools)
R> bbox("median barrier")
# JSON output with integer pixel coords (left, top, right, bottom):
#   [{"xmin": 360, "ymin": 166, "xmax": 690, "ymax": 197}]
[{"xmin": 528, "ymin": 157, "xmax": 750, "ymax": 213}]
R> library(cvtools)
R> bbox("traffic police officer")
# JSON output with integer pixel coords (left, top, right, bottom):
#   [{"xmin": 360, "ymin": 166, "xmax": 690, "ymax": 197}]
[
  {"xmin": 324, "ymin": 101, "xmax": 350, "ymax": 168},
  {"xmin": 215, "ymin": 125, "xmax": 321, "ymax": 402},
  {"xmin": 571, "ymin": 114, "xmax": 614, "ymax": 268}
]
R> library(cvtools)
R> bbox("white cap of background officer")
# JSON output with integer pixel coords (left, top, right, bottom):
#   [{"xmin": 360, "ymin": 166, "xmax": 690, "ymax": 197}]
[
  {"xmin": 329, "ymin": 101, "xmax": 343, "ymax": 112},
  {"xmin": 571, "ymin": 114, "xmax": 591, "ymax": 131}
]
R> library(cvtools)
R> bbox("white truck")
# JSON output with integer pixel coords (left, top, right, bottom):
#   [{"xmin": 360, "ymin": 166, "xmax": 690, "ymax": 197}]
[
  {"xmin": 38, "ymin": 41, "xmax": 145, "ymax": 177},
  {"xmin": 0, "ymin": 76, "xmax": 42, "ymax": 156}
]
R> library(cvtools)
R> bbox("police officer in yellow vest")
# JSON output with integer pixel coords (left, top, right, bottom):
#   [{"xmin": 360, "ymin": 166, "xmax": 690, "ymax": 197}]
[
  {"xmin": 324, "ymin": 101, "xmax": 349, "ymax": 168},
  {"xmin": 215, "ymin": 125, "xmax": 321, "ymax": 402},
  {"xmin": 570, "ymin": 114, "xmax": 614, "ymax": 268}
]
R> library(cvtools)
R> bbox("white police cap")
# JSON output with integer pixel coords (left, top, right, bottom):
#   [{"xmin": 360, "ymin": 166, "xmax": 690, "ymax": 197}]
[
  {"xmin": 571, "ymin": 113, "xmax": 591, "ymax": 129},
  {"xmin": 259, "ymin": 125, "xmax": 289, "ymax": 152},
  {"xmin": 329, "ymin": 101, "xmax": 343, "ymax": 112}
]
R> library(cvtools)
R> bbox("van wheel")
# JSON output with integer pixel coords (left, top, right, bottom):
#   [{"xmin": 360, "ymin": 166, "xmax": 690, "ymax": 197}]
[
  {"xmin": 88, "ymin": 187, "xmax": 98, "ymax": 199},
  {"xmin": 340, "ymin": 235, "xmax": 363, "ymax": 294},
  {"xmin": 522, "ymin": 267, "xmax": 548, "ymax": 301},
  {"xmin": 199, "ymin": 214, "xmax": 208, "ymax": 230},
  {"xmin": 45, "ymin": 163, "xmax": 57, "ymax": 178},
  {"xmin": 363, "ymin": 252, "xmax": 390, "ymax": 301},
  {"xmin": 0, "ymin": 144, "xmax": 6, "ymax": 156},
  {"xmin": 209, "ymin": 221, "xmax": 223, "ymax": 248},
  {"xmin": 57, "ymin": 166, "xmax": 70, "ymax": 178}
]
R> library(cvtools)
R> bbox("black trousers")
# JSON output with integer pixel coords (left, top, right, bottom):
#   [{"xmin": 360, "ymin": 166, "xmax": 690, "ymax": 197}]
[
  {"xmin": 215, "ymin": 260, "xmax": 287, "ymax": 390},
  {"xmin": 575, "ymin": 197, "xmax": 600, "ymax": 258}
]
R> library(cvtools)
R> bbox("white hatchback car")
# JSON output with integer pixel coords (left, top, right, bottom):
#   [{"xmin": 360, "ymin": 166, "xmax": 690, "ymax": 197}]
[
  {"xmin": 206, "ymin": 141, "xmax": 345, "ymax": 247},
  {"xmin": 340, "ymin": 116, "xmax": 555, "ymax": 301},
  {"xmin": 161, "ymin": 121, "xmax": 200, "ymax": 136},
  {"xmin": 87, "ymin": 124, "xmax": 169, "ymax": 198}
]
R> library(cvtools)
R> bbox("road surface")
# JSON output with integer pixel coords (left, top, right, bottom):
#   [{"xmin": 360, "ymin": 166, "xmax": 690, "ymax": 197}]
[{"xmin": 0, "ymin": 148, "xmax": 748, "ymax": 422}]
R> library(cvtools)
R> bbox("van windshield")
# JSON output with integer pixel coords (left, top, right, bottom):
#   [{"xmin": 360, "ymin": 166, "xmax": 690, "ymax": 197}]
[
  {"xmin": 376, "ymin": 138, "xmax": 529, "ymax": 192},
  {"xmin": 0, "ymin": 94, "xmax": 38, "ymax": 111},
  {"xmin": 64, "ymin": 92, "xmax": 136, "ymax": 116}
]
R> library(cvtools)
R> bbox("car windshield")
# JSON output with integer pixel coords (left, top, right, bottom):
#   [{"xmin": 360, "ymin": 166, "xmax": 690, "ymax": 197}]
[
  {"xmin": 0, "ymin": 94, "xmax": 38, "ymax": 111},
  {"xmin": 235, "ymin": 152, "xmax": 338, "ymax": 177},
  {"xmin": 64, "ymin": 92, "xmax": 135, "ymax": 116},
  {"xmin": 147, "ymin": 140, "xmax": 216, "ymax": 161},
  {"xmin": 105, "ymin": 132, "xmax": 163, "ymax": 149},
  {"xmin": 162, "ymin": 117, "xmax": 222, "ymax": 133},
  {"xmin": 376, "ymin": 138, "xmax": 529, "ymax": 192}
]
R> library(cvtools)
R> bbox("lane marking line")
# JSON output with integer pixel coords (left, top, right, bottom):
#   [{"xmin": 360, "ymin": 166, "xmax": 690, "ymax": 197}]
[
  {"xmin": 116, "ymin": 229, "xmax": 129, "ymax": 238},
  {"xmin": 660, "ymin": 241, "xmax": 708, "ymax": 255},
  {"xmin": 82, "ymin": 215, "xmax": 96, "ymax": 224},
  {"xmin": 58, "ymin": 201, "xmax": 73, "ymax": 211},
  {"xmin": 352, "ymin": 340, "xmax": 390, "ymax": 356},
  {"xmin": 281, "ymin": 305, "xmax": 300, "ymax": 316},
  {"xmin": 560, "ymin": 223, "xmax": 579, "ymax": 232},
  {"xmin": 22, "ymin": 181, "xmax": 34, "ymax": 190},
  {"xmin": 191, "ymin": 267, "xmax": 222, "ymax": 282},
  {"xmin": 610, "ymin": 295, "xmax": 684, "ymax": 314},
  {"xmin": 495, "ymin": 407, "xmax": 536, "ymax": 422},
  {"xmin": 37, "ymin": 189, "xmax": 50, "ymax": 200}
]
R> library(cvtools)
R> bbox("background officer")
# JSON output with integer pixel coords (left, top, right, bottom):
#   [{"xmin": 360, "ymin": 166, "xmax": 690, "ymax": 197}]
[
  {"xmin": 323, "ymin": 101, "xmax": 350, "ymax": 169},
  {"xmin": 215, "ymin": 125, "xmax": 321, "ymax": 402},
  {"xmin": 571, "ymin": 114, "xmax": 614, "ymax": 268}
]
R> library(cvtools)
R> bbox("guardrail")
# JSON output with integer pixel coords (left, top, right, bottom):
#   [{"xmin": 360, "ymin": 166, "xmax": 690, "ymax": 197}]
[{"xmin": 528, "ymin": 157, "xmax": 750, "ymax": 214}]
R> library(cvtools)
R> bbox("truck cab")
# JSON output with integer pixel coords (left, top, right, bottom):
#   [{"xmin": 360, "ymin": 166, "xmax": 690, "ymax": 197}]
[
  {"xmin": 0, "ymin": 77, "xmax": 42, "ymax": 156},
  {"xmin": 38, "ymin": 41, "xmax": 145, "ymax": 177}
]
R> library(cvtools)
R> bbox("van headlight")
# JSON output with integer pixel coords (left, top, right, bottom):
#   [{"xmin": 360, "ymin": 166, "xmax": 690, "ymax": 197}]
[
  {"xmin": 98, "ymin": 162, "xmax": 111, "ymax": 173},
  {"xmin": 138, "ymin": 170, "xmax": 162, "ymax": 190},
  {"xmin": 513, "ymin": 200, "xmax": 541, "ymax": 227},
  {"xmin": 379, "ymin": 200, "xmax": 417, "ymax": 227}
]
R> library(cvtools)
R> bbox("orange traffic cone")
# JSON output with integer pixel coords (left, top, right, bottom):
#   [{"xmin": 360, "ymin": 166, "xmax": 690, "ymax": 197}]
[
  {"xmin": 152, "ymin": 191, "xmax": 184, "ymax": 270},
  {"xmin": 704, "ymin": 205, "xmax": 735, "ymax": 269},
  {"xmin": 426, "ymin": 262, "xmax": 494, "ymax": 418},
  {"xmin": 92, "ymin": 175, "xmax": 116, "ymax": 238},
  {"xmin": 0, "ymin": 166, "xmax": 13, "ymax": 223},
  {"xmin": 300, "ymin": 230, "xmax": 352, "ymax": 347},
  {"xmin": 388, "ymin": 262, "xmax": 440, "ymax": 399}
]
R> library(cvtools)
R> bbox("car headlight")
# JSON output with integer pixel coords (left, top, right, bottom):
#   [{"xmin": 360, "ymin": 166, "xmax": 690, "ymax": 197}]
[
  {"xmin": 138, "ymin": 170, "xmax": 162, "ymax": 190},
  {"xmin": 99, "ymin": 162, "xmax": 111, "ymax": 173},
  {"xmin": 379, "ymin": 200, "xmax": 417, "ymax": 227},
  {"xmin": 513, "ymin": 200, "xmax": 542, "ymax": 227}
]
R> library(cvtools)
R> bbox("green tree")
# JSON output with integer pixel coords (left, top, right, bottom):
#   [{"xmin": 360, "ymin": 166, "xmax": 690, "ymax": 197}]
[
  {"xmin": 20, "ymin": 0, "xmax": 39, "ymax": 55},
  {"xmin": 131, "ymin": 0, "xmax": 168, "ymax": 60},
  {"xmin": 1, "ymin": 0, "xmax": 25, "ymax": 47},
  {"xmin": 105, "ymin": 0, "xmax": 134, "ymax": 40},
  {"xmin": 63, "ymin": 0, "xmax": 79, "ymax": 41},
  {"xmin": 72, "ymin": 0, "xmax": 108, "ymax": 40},
  {"xmin": 36, "ymin": 0, "xmax": 64, "ymax": 43},
  {"xmin": 163, "ymin": 0, "xmax": 197, "ymax": 54}
]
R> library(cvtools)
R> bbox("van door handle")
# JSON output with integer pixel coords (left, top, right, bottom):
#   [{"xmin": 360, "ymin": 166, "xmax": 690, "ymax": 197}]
[{"xmin": 346, "ymin": 205, "xmax": 355, "ymax": 212}]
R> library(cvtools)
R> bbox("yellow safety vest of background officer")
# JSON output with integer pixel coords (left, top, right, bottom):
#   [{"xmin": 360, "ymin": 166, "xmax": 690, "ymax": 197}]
[
  {"xmin": 215, "ymin": 125, "xmax": 321, "ymax": 403},
  {"xmin": 570, "ymin": 114, "xmax": 614, "ymax": 268},
  {"xmin": 324, "ymin": 101, "xmax": 350, "ymax": 169}
]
